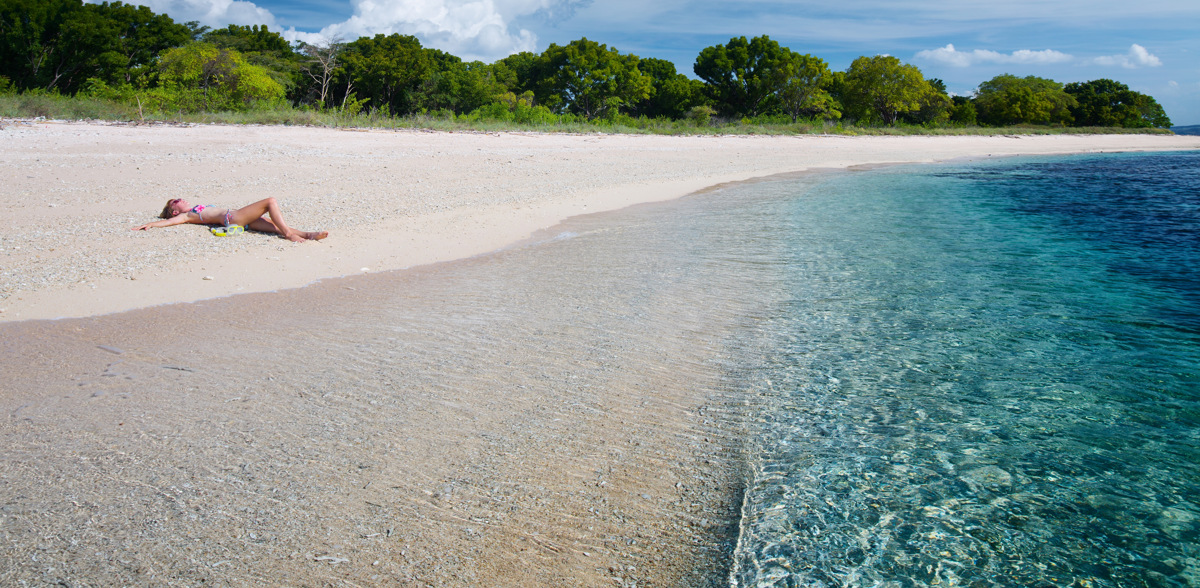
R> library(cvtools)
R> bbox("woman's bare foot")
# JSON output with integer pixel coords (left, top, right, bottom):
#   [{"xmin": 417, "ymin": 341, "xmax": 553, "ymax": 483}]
[
  {"xmin": 282, "ymin": 226, "xmax": 326, "ymax": 241},
  {"xmin": 285, "ymin": 230, "xmax": 328, "ymax": 242}
]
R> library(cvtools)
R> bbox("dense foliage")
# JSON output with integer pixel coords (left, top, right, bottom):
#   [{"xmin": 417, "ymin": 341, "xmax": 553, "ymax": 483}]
[
  {"xmin": 974, "ymin": 74, "xmax": 1076, "ymax": 126},
  {"xmin": 839, "ymin": 55, "xmax": 944, "ymax": 125},
  {"xmin": 694, "ymin": 35, "xmax": 838, "ymax": 122},
  {"xmin": 1064, "ymin": 78, "xmax": 1171, "ymax": 128},
  {"xmin": 0, "ymin": 0, "xmax": 196, "ymax": 93},
  {"xmin": 0, "ymin": 0, "xmax": 1173, "ymax": 129},
  {"xmin": 533, "ymin": 38, "xmax": 650, "ymax": 119}
]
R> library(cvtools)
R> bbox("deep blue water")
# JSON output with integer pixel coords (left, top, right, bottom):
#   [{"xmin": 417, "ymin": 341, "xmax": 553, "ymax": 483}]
[{"xmin": 726, "ymin": 151, "xmax": 1200, "ymax": 587}]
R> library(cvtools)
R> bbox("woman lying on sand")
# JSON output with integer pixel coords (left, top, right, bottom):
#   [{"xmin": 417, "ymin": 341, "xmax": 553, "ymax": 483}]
[{"xmin": 132, "ymin": 197, "xmax": 328, "ymax": 242}]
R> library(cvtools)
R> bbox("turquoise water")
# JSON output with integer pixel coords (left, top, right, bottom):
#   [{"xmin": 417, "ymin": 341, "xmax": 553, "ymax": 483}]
[{"xmin": 727, "ymin": 151, "xmax": 1200, "ymax": 587}]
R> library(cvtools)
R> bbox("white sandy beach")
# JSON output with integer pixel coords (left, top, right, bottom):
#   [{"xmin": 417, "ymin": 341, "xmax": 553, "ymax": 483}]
[{"xmin": 3, "ymin": 121, "xmax": 1197, "ymax": 322}]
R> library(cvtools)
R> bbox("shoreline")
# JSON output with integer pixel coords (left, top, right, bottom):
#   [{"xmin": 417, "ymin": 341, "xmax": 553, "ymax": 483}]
[{"xmin": 2, "ymin": 121, "xmax": 1197, "ymax": 323}]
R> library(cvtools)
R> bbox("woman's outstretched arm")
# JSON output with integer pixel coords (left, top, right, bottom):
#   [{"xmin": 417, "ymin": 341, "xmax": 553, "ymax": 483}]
[{"xmin": 132, "ymin": 214, "xmax": 192, "ymax": 231}]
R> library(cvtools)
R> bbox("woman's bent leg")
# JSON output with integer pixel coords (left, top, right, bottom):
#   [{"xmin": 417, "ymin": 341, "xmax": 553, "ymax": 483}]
[
  {"xmin": 246, "ymin": 217, "xmax": 280, "ymax": 233},
  {"xmin": 248, "ymin": 216, "xmax": 325, "ymax": 240},
  {"xmin": 231, "ymin": 198, "xmax": 304, "ymax": 241}
]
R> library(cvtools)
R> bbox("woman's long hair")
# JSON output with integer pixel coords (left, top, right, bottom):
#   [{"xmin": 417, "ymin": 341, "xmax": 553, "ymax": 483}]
[{"xmin": 160, "ymin": 199, "xmax": 181, "ymax": 219}]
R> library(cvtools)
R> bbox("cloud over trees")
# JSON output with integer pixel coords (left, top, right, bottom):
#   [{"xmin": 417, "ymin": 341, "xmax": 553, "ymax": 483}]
[
  {"xmin": 1091, "ymin": 44, "xmax": 1162, "ymax": 68},
  {"xmin": 915, "ymin": 45, "xmax": 1073, "ymax": 67},
  {"xmin": 115, "ymin": 0, "xmax": 590, "ymax": 62},
  {"xmin": 115, "ymin": 0, "xmax": 280, "ymax": 29},
  {"xmin": 916, "ymin": 43, "xmax": 1163, "ymax": 70}
]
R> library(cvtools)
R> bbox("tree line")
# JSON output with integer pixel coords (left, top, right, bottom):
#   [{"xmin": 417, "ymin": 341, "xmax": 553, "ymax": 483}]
[{"xmin": 0, "ymin": 0, "xmax": 1173, "ymax": 128}]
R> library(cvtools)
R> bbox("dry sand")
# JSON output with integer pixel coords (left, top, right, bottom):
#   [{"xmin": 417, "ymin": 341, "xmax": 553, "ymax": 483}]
[{"xmin": 1, "ymin": 121, "xmax": 1197, "ymax": 587}]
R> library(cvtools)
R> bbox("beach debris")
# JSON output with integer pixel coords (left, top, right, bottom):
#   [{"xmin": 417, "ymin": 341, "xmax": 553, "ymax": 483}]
[
  {"xmin": 314, "ymin": 555, "xmax": 349, "ymax": 565},
  {"xmin": 202, "ymin": 275, "xmax": 214, "ymax": 280},
  {"xmin": 360, "ymin": 267, "xmax": 371, "ymax": 272},
  {"xmin": 97, "ymin": 345, "xmax": 124, "ymax": 355}
]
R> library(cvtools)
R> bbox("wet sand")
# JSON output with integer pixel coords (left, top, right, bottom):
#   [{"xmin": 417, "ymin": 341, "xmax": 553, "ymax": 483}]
[{"xmin": 1, "ymin": 122, "xmax": 1197, "ymax": 585}]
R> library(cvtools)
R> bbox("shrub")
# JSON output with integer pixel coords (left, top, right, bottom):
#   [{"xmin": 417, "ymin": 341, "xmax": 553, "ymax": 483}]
[{"xmin": 688, "ymin": 105, "xmax": 716, "ymax": 126}]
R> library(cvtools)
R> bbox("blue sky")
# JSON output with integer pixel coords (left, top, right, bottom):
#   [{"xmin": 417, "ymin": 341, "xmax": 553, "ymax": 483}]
[{"xmin": 124, "ymin": 0, "xmax": 1200, "ymax": 124}]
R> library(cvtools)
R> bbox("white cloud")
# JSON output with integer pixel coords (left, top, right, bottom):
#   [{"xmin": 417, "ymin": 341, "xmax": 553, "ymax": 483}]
[
  {"xmin": 1091, "ymin": 44, "xmax": 1163, "ymax": 68},
  {"xmin": 914, "ymin": 44, "xmax": 1073, "ymax": 67},
  {"xmin": 285, "ymin": 29, "xmax": 334, "ymax": 47},
  {"xmin": 94, "ymin": 0, "xmax": 585, "ymax": 62},
  {"xmin": 306, "ymin": 0, "xmax": 589, "ymax": 62},
  {"xmin": 101, "ymin": 0, "xmax": 280, "ymax": 29},
  {"xmin": 916, "ymin": 43, "xmax": 1165, "ymax": 71}
]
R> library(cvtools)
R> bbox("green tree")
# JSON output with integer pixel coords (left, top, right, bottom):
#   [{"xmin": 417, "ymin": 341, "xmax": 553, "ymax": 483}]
[
  {"xmin": 336, "ymin": 33, "xmax": 432, "ymax": 114},
  {"xmin": 1, "ymin": 0, "xmax": 86, "ymax": 91},
  {"xmin": 902, "ymin": 77, "xmax": 951, "ymax": 125},
  {"xmin": 88, "ymin": 1, "xmax": 195, "ymax": 87},
  {"xmin": 1064, "ymin": 78, "xmax": 1171, "ymax": 128},
  {"xmin": 204, "ymin": 23, "xmax": 290, "ymax": 54},
  {"xmin": 492, "ymin": 51, "xmax": 540, "ymax": 97},
  {"xmin": 156, "ymin": 42, "xmax": 284, "ymax": 111},
  {"xmin": 0, "ymin": 0, "xmax": 194, "ymax": 93},
  {"xmin": 948, "ymin": 95, "xmax": 977, "ymax": 125},
  {"xmin": 693, "ymin": 35, "xmax": 793, "ymax": 117},
  {"xmin": 842, "ymin": 55, "xmax": 936, "ymax": 125},
  {"xmin": 535, "ymin": 37, "xmax": 651, "ymax": 119},
  {"xmin": 974, "ymin": 74, "xmax": 1076, "ymax": 126},
  {"xmin": 203, "ymin": 24, "xmax": 299, "ymax": 94},
  {"xmin": 414, "ymin": 51, "xmax": 502, "ymax": 114},
  {"xmin": 1129, "ymin": 93, "xmax": 1170, "ymax": 129},
  {"xmin": 825, "ymin": 70, "xmax": 848, "ymax": 117},
  {"xmin": 633, "ymin": 57, "xmax": 704, "ymax": 119},
  {"xmin": 777, "ymin": 52, "xmax": 837, "ymax": 122}
]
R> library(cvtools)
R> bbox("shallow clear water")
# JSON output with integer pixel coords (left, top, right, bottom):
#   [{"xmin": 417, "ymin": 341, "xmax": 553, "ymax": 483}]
[{"xmin": 726, "ymin": 151, "xmax": 1200, "ymax": 587}]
